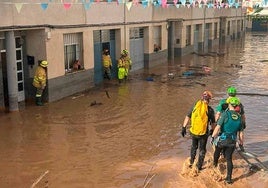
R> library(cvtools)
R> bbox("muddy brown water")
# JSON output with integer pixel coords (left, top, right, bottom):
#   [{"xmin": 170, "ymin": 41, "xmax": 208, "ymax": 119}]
[{"xmin": 0, "ymin": 33, "xmax": 268, "ymax": 188}]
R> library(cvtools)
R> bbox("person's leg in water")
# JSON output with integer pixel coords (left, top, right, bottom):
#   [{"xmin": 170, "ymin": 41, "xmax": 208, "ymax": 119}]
[
  {"xmin": 104, "ymin": 67, "xmax": 111, "ymax": 80},
  {"xmin": 190, "ymin": 137, "xmax": 199, "ymax": 168},
  {"xmin": 213, "ymin": 146, "xmax": 223, "ymax": 167},
  {"xmin": 224, "ymin": 146, "xmax": 235, "ymax": 184},
  {"xmin": 197, "ymin": 135, "xmax": 208, "ymax": 170}
]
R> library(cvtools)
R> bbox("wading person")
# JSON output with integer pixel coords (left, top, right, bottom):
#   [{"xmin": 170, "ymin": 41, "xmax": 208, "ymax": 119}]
[
  {"xmin": 181, "ymin": 91, "xmax": 216, "ymax": 170},
  {"xmin": 211, "ymin": 96, "xmax": 244, "ymax": 184},
  {"xmin": 121, "ymin": 49, "xmax": 132, "ymax": 81},
  {"xmin": 102, "ymin": 49, "xmax": 113, "ymax": 80},
  {"xmin": 32, "ymin": 60, "xmax": 48, "ymax": 106},
  {"xmin": 117, "ymin": 52, "xmax": 126, "ymax": 84},
  {"xmin": 215, "ymin": 86, "xmax": 246, "ymax": 129}
]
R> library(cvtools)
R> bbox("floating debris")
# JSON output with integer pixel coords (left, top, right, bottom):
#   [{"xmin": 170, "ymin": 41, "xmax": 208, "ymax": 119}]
[
  {"xmin": 90, "ymin": 101, "xmax": 103, "ymax": 106},
  {"xmin": 105, "ymin": 90, "xmax": 110, "ymax": 98},
  {"xmin": 146, "ymin": 77, "xmax": 154, "ymax": 81}
]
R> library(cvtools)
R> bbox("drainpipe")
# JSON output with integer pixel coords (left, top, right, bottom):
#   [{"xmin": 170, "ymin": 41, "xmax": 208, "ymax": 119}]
[
  {"xmin": 5, "ymin": 31, "xmax": 19, "ymax": 112},
  {"xmin": 167, "ymin": 20, "xmax": 175, "ymax": 60}
]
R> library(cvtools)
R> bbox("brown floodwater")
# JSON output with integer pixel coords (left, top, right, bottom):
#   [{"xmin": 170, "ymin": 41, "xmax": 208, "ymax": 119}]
[{"xmin": 0, "ymin": 32, "xmax": 268, "ymax": 188}]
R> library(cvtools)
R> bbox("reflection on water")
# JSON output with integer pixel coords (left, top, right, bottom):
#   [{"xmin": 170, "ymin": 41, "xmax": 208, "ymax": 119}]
[{"xmin": 0, "ymin": 32, "xmax": 268, "ymax": 187}]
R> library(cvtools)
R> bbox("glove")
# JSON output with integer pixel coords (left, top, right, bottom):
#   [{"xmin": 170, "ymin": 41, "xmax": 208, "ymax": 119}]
[
  {"xmin": 209, "ymin": 129, "xmax": 214, "ymax": 136},
  {"xmin": 242, "ymin": 122, "xmax": 246, "ymax": 130},
  {"xmin": 181, "ymin": 127, "xmax": 186, "ymax": 137},
  {"xmin": 239, "ymin": 144, "xmax": 245, "ymax": 152},
  {"xmin": 210, "ymin": 137, "xmax": 214, "ymax": 145}
]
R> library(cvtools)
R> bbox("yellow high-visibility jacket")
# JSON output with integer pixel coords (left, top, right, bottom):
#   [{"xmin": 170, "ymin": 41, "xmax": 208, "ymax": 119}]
[
  {"xmin": 124, "ymin": 56, "xmax": 132, "ymax": 70},
  {"xmin": 32, "ymin": 66, "xmax": 47, "ymax": 89},
  {"xmin": 117, "ymin": 58, "xmax": 126, "ymax": 68},
  {"xmin": 102, "ymin": 54, "xmax": 112, "ymax": 68}
]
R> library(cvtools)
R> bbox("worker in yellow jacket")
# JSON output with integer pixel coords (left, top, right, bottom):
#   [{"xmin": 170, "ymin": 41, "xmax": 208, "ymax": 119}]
[
  {"xmin": 32, "ymin": 60, "xmax": 48, "ymax": 106},
  {"xmin": 122, "ymin": 49, "xmax": 132, "ymax": 80},
  {"xmin": 102, "ymin": 49, "xmax": 112, "ymax": 80},
  {"xmin": 117, "ymin": 53, "xmax": 126, "ymax": 83}
]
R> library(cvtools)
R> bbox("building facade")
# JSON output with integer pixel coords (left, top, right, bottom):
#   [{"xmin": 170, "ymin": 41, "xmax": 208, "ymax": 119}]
[{"xmin": 0, "ymin": 1, "xmax": 246, "ymax": 112}]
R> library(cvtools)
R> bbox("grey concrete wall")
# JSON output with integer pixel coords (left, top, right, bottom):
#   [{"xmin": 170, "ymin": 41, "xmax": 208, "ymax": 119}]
[
  {"xmin": 144, "ymin": 50, "xmax": 168, "ymax": 69},
  {"xmin": 47, "ymin": 69, "xmax": 94, "ymax": 102}
]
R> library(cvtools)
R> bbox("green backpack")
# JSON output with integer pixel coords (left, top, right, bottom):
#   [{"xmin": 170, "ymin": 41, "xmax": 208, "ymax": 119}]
[{"xmin": 190, "ymin": 100, "xmax": 209, "ymax": 136}]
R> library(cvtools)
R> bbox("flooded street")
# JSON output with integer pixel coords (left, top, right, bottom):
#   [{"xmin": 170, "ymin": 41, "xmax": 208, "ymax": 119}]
[{"xmin": 0, "ymin": 32, "xmax": 268, "ymax": 188}]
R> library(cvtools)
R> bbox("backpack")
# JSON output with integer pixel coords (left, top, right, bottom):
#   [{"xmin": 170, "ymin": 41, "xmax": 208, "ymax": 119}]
[{"xmin": 190, "ymin": 100, "xmax": 209, "ymax": 136}]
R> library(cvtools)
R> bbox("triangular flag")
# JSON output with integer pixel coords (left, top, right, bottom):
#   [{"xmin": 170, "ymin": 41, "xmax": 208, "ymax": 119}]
[
  {"xmin": 180, "ymin": 0, "xmax": 186, "ymax": 5},
  {"xmin": 63, "ymin": 3, "xmax": 72, "ymax": 9},
  {"xmin": 15, "ymin": 3, "xmax": 23, "ymax": 13},
  {"xmin": 41, "ymin": 3, "xmax": 49, "ymax": 10},
  {"xmin": 142, "ymin": 0, "xmax": 148, "ymax": 8},
  {"xmin": 162, "ymin": 0, "xmax": 167, "ymax": 8},
  {"xmin": 126, "ymin": 2, "xmax": 133, "ymax": 10},
  {"xmin": 133, "ymin": 0, "xmax": 139, "ymax": 6},
  {"xmin": 83, "ymin": 2, "xmax": 91, "ymax": 10}
]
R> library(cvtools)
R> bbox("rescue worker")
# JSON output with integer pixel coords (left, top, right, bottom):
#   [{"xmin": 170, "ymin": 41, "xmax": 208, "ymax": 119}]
[
  {"xmin": 181, "ymin": 91, "xmax": 216, "ymax": 171},
  {"xmin": 211, "ymin": 97, "xmax": 244, "ymax": 184},
  {"xmin": 102, "ymin": 49, "xmax": 112, "ymax": 80},
  {"xmin": 117, "ymin": 52, "xmax": 126, "ymax": 83},
  {"xmin": 215, "ymin": 86, "xmax": 246, "ymax": 129},
  {"xmin": 122, "ymin": 49, "xmax": 132, "ymax": 80},
  {"xmin": 32, "ymin": 60, "xmax": 48, "ymax": 106}
]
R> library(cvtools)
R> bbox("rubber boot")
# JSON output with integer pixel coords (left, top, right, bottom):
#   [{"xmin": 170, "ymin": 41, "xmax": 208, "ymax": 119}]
[
  {"xmin": 225, "ymin": 175, "xmax": 232, "ymax": 184},
  {"xmin": 36, "ymin": 97, "xmax": 44, "ymax": 106}
]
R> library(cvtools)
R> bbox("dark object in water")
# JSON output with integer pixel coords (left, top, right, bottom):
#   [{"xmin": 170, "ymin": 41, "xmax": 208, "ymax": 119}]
[
  {"xmin": 146, "ymin": 77, "xmax": 154, "ymax": 81},
  {"xmin": 90, "ymin": 101, "xmax": 103, "ymax": 106},
  {"xmin": 105, "ymin": 90, "xmax": 110, "ymax": 98},
  {"xmin": 237, "ymin": 92, "xmax": 268, "ymax": 97},
  {"xmin": 230, "ymin": 64, "xmax": 243, "ymax": 69},
  {"xmin": 237, "ymin": 145, "xmax": 268, "ymax": 172},
  {"xmin": 182, "ymin": 71, "xmax": 194, "ymax": 76}
]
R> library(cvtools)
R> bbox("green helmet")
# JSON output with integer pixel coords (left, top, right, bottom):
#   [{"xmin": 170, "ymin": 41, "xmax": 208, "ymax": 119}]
[
  {"xmin": 228, "ymin": 97, "xmax": 240, "ymax": 106},
  {"xmin": 227, "ymin": 86, "xmax": 237, "ymax": 96}
]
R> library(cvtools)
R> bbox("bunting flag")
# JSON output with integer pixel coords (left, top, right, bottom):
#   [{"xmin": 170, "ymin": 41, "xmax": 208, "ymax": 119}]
[
  {"xmin": 133, "ymin": 0, "xmax": 139, "ymax": 6},
  {"xmin": 162, "ymin": 0, "xmax": 168, "ymax": 8},
  {"xmin": 83, "ymin": 2, "xmax": 91, "ymax": 10},
  {"xmin": 0, "ymin": 0, "xmax": 247, "ymax": 13},
  {"xmin": 63, "ymin": 3, "xmax": 72, "ymax": 9},
  {"xmin": 15, "ymin": 3, "xmax": 23, "ymax": 13},
  {"xmin": 180, "ymin": 0, "xmax": 186, "ymax": 6},
  {"xmin": 142, "ymin": 0, "xmax": 148, "ymax": 8},
  {"xmin": 41, "ymin": 3, "xmax": 49, "ymax": 10},
  {"xmin": 207, "ymin": 3, "xmax": 213, "ymax": 8},
  {"xmin": 126, "ymin": 2, "xmax": 132, "ymax": 10}
]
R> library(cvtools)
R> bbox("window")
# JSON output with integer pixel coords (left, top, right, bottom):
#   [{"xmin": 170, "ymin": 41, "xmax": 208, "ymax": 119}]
[
  {"xmin": 227, "ymin": 21, "xmax": 231, "ymax": 35},
  {"xmin": 186, "ymin": 25, "xmax": 191, "ymax": 46},
  {"xmin": 214, "ymin": 22, "xmax": 218, "ymax": 39},
  {"xmin": 153, "ymin": 26, "xmax": 161, "ymax": 52},
  {"xmin": 64, "ymin": 33, "xmax": 83, "ymax": 73},
  {"xmin": 130, "ymin": 27, "xmax": 144, "ymax": 39}
]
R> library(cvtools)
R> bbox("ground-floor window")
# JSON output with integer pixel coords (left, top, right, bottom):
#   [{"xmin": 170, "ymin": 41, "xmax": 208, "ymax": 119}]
[
  {"xmin": 64, "ymin": 33, "xmax": 83, "ymax": 73},
  {"xmin": 153, "ymin": 26, "xmax": 161, "ymax": 52},
  {"xmin": 186, "ymin": 25, "xmax": 191, "ymax": 46},
  {"xmin": 214, "ymin": 22, "xmax": 218, "ymax": 39}
]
